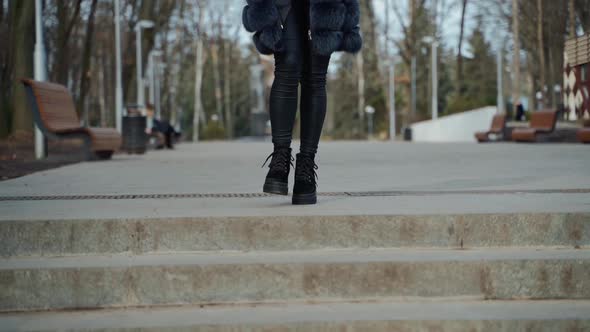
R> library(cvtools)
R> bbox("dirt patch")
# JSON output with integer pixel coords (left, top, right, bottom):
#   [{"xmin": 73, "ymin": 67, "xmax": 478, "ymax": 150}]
[{"xmin": 0, "ymin": 132, "xmax": 87, "ymax": 181}]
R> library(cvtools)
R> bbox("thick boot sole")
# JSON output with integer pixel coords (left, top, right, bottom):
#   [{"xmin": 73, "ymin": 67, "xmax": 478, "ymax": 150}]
[
  {"xmin": 292, "ymin": 192, "xmax": 317, "ymax": 205},
  {"xmin": 263, "ymin": 179, "xmax": 288, "ymax": 196}
]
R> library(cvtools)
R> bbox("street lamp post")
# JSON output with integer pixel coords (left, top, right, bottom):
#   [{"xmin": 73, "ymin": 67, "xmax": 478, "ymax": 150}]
[
  {"xmin": 422, "ymin": 36, "xmax": 438, "ymax": 120},
  {"xmin": 431, "ymin": 41, "xmax": 438, "ymax": 120},
  {"xmin": 147, "ymin": 50, "xmax": 162, "ymax": 111},
  {"xmin": 34, "ymin": 0, "xmax": 47, "ymax": 159},
  {"xmin": 365, "ymin": 105, "xmax": 376, "ymax": 139},
  {"xmin": 135, "ymin": 20, "xmax": 155, "ymax": 108},
  {"xmin": 410, "ymin": 56, "xmax": 416, "ymax": 122},
  {"xmin": 114, "ymin": 0, "xmax": 123, "ymax": 132}
]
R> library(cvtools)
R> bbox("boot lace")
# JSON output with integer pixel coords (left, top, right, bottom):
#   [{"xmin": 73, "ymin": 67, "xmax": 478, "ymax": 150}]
[
  {"xmin": 295, "ymin": 155, "xmax": 318, "ymax": 185},
  {"xmin": 262, "ymin": 148, "xmax": 294, "ymax": 173}
]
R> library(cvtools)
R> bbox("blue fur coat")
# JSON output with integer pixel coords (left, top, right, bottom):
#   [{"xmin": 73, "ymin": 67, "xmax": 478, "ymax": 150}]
[{"xmin": 242, "ymin": 0, "xmax": 362, "ymax": 56}]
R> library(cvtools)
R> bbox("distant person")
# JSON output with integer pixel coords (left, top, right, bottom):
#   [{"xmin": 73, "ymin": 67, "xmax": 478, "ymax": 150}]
[
  {"xmin": 515, "ymin": 102, "xmax": 525, "ymax": 121},
  {"xmin": 243, "ymin": 0, "xmax": 362, "ymax": 205},
  {"xmin": 145, "ymin": 105, "xmax": 177, "ymax": 150}
]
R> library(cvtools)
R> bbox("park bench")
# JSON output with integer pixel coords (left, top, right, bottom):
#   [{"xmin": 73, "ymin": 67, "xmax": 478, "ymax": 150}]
[
  {"xmin": 475, "ymin": 113, "xmax": 506, "ymax": 143},
  {"xmin": 511, "ymin": 110, "xmax": 557, "ymax": 142},
  {"xmin": 22, "ymin": 78, "xmax": 121, "ymax": 160}
]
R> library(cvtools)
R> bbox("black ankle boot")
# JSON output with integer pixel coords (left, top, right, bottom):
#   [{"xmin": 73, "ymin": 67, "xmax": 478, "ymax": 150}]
[
  {"xmin": 292, "ymin": 153, "xmax": 318, "ymax": 205},
  {"xmin": 262, "ymin": 147, "xmax": 293, "ymax": 195}
]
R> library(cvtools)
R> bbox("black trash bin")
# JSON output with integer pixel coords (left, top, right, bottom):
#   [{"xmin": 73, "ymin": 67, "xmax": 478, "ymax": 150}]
[
  {"xmin": 402, "ymin": 126, "xmax": 412, "ymax": 141},
  {"xmin": 122, "ymin": 104, "xmax": 147, "ymax": 154}
]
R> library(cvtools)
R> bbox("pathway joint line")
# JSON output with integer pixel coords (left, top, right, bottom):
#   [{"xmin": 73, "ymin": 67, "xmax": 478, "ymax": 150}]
[{"xmin": 0, "ymin": 188, "xmax": 589, "ymax": 202}]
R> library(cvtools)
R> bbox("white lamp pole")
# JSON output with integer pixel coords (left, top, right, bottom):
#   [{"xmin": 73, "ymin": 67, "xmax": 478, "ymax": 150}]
[
  {"xmin": 422, "ymin": 36, "xmax": 438, "ymax": 120},
  {"xmin": 411, "ymin": 56, "xmax": 416, "ymax": 121},
  {"xmin": 34, "ymin": 0, "xmax": 46, "ymax": 159},
  {"xmin": 135, "ymin": 20, "xmax": 154, "ymax": 107},
  {"xmin": 365, "ymin": 106, "xmax": 376, "ymax": 139},
  {"xmin": 147, "ymin": 50, "xmax": 162, "ymax": 108},
  {"xmin": 147, "ymin": 52, "xmax": 155, "ymax": 106},
  {"xmin": 431, "ymin": 41, "xmax": 438, "ymax": 120},
  {"xmin": 114, "ymin": 0, "xmax": 123, "ymax": 132}
]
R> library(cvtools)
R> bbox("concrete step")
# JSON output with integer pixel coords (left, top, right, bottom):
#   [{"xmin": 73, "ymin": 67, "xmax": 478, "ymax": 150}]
[
  {"xmin": 1, "ymin": 248, "xmax": 589, "ymax": 312},
  {"xmin": 1, "ymin": 300, "xmax": 589, "ymax": 331},
  {"xmin": 1, "ymin": 213, "xmax": 588, "ymax": 258}
]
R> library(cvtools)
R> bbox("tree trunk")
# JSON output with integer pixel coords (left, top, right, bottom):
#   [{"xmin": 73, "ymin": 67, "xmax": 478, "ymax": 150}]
[
  {"xmin": 77, "ymin": 0, "xmax": 99, "ymax": 122},
  {"xmin": 223, "ymin": 39, "xmax": 233, "ymax": 139},
  {"xmin": 537, "ymin": 0, "xmax": 546, "ymax": 108},
  {"xmin": 11, "ymin": 0, "xmax": 35, "ymax": 134},
  {"xmin": 512, "ymin": 0, "xmax": 520, "ymax": 115},
  {"xmin": 548, "ymin": 47, "xmax": 556, "ymax": 109},
  {"xmin": 51, "ymin": 0, "xmax": 82, "ymax": 84},
  {"xmin": 457, "ymin": 0, "xmax": 468, "ymax": 92},
  {"xmin": 569, "ymin": 0, "xmax": 576, "ymax": 38},
  {"xmin": 210, "ymin": 42, "xmax": 224, "ymax": 125},
  {"xmin": 0, "ymin": 1, "xmax": 12, "ymax": 138},
  {"xmin": 98, "ymin": 49, "xmax": 107, "ymax": 127},
  {"xmin": 193, "ymin": 37, "xmax": 204, "ymax": 142},
  {"xmin": 356, "ymin": 52, "xmax": 365, "ymax": 136}
]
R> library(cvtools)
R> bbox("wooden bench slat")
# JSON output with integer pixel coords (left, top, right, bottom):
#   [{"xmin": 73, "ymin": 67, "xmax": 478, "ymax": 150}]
[
  {"xmin": 24, "ymin": 79, "xmax": 81, "ymax": 132},
  {"xmin": 512, "ymin": 110, "xmax": 557, "ymax": 142},
  {"xmin": 578, "ymin": 128, "xmax": 590, "ymax": 143},
  {"xmin": 475, "ymin": 114, "xmax": 506, "ymax": 143},
  {"xmin": 21, "ymin": 78, "xmax": 122, "ymax": 160}
]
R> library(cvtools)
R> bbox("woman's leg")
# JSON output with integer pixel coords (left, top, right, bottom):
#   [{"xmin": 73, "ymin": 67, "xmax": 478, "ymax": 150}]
[
  {"xmin": 299, "ymin": 52, "xmax": 331, "ymax": 155},
  {"xmin": 269, "ymin": 5, "xmax": 305, "ymax": 148},
  {"xmin": 263, "ymin": 3, "xmax": 305, "ymax": 196},
  {"xmin": 292, "ymin": 8, "xmax": 331, "ymax": 204}
]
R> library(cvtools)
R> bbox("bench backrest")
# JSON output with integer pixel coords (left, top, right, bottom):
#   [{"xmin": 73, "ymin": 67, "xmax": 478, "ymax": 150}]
[
  {"xmin": 529, "ymin": 110, "xmax": 557, "ymax": 131},
  {"xmin": 490, "ymin": 114, "xmax": 506, "ymax": 133},
  {"xmin": 21, "ymin": 79, "xmax": 81, "ymax": 133}
]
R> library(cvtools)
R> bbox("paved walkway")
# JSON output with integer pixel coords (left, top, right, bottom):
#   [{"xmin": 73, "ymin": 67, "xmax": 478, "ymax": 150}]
[{"xmin": 1, "ymin": 141, "xmax": 589, "ymax": 220}]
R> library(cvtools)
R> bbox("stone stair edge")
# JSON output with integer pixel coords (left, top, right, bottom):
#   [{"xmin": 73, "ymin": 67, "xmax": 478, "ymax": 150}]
[
  {"xmin": 2, "ymin": 211, "xmax": 589, "ymax": 223},
  {"xmin": 2, "ymin": 247, "xmax": 589, "ymax": 270},
  {"xmin": 1, "ymin": 299, "xmax": 589, "ymax": 332}
]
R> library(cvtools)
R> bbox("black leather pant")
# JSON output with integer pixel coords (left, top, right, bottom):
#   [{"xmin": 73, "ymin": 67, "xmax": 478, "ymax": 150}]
[{"xmin": 269, "ymin": 0, "xmax": 331, "ymax": 156}]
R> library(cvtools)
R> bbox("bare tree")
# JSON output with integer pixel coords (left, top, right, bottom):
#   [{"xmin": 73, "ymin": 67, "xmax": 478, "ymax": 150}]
[
  {"xmin": 536, "ymin": 0, "xmax": 546, "ymax": 107},
  {"xmin": 192, "ymin": 0, "xmax": 206, "ymax": 142},
  {"xmin": 210, "ymin": 42, "xmax": 223, "ymax": 123},
  {"xmin": 457, "ymin": 0, "xmax": 468, "ymax": 89},
  {"xmin": 52, "ymin": 0, "xmax": 83, "ymax": 84},
  {"xmin": 10, "ymin": 0, "xmax": 35, "ymax": 135},
  {"xmin": 357, "ymin": 52, "xmax": 365, "ymax": 128},
  {"xmin": 569, "ymin": 0, "xmax": 576, "ymax": 38},
  {"xmin": 77, "ymin": 0, "xmax": 99, "ymax": 121},
  {"xmin": 512, "ymin": 0, "xmax": 520, "ymax": 114}
]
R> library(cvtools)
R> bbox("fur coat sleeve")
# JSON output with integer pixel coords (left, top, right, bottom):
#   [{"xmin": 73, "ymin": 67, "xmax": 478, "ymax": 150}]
[{"xmin": 242, "ymin": 0, "xmax": 362, "ymax": 56}]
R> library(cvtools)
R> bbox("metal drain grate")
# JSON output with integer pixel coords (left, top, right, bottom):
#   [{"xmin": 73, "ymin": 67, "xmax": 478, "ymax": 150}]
[{"xmin": 1, "ymin": 188, "xmax": 589, "ymax": 201}]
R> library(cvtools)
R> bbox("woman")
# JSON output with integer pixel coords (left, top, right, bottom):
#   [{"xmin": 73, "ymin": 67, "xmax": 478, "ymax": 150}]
[{"xmin": 243, "ymin": 0, "xmax": 362, "ymax": 205}]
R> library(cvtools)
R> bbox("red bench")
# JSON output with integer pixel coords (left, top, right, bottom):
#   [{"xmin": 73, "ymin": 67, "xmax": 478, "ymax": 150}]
[
  {"xmin": 511, "ymin": 110, "xmax": 557, "ymax": 142},
  {"xmin": 22, "ymin": 79, "xmax": 121, "ymax": 160},
  {"xmin": 578, "ymin": 128, "xmax": 590, "ymax": 143},
  {"xmin": 475, "ymin": 114, "xmax": 507, "ymax": 143}
]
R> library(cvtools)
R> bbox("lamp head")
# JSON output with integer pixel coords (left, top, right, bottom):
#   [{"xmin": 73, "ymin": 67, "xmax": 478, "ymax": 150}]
[
  {"xmin": 421, "ymin": 36, "xmax": 434, "ymax": 44},
  {"xmin": 135, "ymin": 20, "xmax": 155, "ymax": 31}
]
